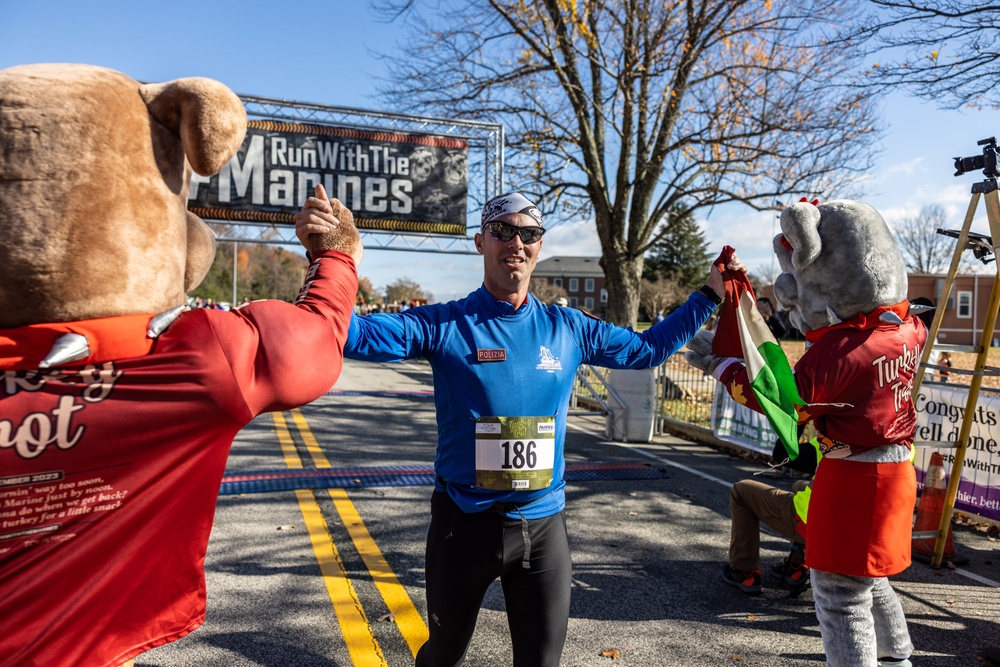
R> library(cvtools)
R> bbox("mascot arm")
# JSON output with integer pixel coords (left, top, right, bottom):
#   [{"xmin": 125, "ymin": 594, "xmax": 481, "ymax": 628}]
[
  {"xmin": 715, "ymin": 360, "xmax": 813, "ymax": 427},
  {"xmin": 210, "ymin": 249, "xmax": 359, "ymax": 415},
  {"xmin": 715, "ymin": 361, "xmax": 765, "ymax": 413}
]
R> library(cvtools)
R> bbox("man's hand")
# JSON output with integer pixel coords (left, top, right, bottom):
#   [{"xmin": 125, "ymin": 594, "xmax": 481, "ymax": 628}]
[
  {"xmin": 293, "ymin": 184, "xmax": 364, "ymax": 267},
  {"xmin": 706, "ymin": 250, "xmax": 746, "ymax": 299}
]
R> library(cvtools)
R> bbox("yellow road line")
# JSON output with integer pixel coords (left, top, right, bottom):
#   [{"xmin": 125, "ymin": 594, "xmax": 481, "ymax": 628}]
[
  {"xmin": 291, "ymin": 408, "xmax": 332, "ymax": 468},
  {"xmin": 296, "ymin": 488, "xmax": 388, "ymax": 667},
  {"xmin": 288, "ymin": 408, "xmax": 430, "ymax": 658},
  {"xmin": 273, "ymin": 411, "xmax": 302, "ymax": 469},
  {"xmin": 272, "ymin": 412, "xmax": 387, "ymax": 667},
  {"xmin": 329, "ymin": 488, "xmax": 430, "ymax": 656}
]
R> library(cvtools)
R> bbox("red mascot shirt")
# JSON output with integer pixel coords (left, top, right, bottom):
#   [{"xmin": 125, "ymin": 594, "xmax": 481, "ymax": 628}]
[
  {"xmin": 0, "ymin": 250, "xmax": 356, "ymax": 667},
  {"xmin": 719, "ymin": 308, "xmax": 925, "ymax": 577}
]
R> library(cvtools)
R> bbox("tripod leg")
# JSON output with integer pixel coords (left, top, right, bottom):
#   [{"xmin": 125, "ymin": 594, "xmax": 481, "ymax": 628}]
[
  {"xmin": 931, "ymin": 187, "xmax": 1000, "ymax": 567},
  {"xmin": 912, "ymin": 193, "xmax": 981, "ymax": 399}
]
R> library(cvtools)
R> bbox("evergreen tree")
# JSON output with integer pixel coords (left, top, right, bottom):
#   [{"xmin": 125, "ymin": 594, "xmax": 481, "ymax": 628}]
[{"xmin": 643, "ymin": 206, "xmax": 712, "ymax": 292}]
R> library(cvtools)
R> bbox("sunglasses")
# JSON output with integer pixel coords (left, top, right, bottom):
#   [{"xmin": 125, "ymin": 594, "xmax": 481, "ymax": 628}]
[{"xmin": 485, "ymin": 220, "xmax": 546, "ymax": 244}]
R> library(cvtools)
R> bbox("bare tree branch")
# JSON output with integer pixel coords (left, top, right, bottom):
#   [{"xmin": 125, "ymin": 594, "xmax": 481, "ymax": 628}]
[
  {"xmin": 372, "ymin": 0, "xmax": 880, "ymax": 325},
  {"xmin": 854, "ymin": 1, "xmax": 1000, "ymax": 109},
  {"xmin": 891, "ymin": 204, "xmax": 983, "ymax": 274}
]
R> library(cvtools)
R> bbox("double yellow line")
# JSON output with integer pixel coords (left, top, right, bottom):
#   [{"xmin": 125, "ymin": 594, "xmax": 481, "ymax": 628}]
[{"xmin": 273, "ymin": 409, "xmax": 429, "ymax": 665}]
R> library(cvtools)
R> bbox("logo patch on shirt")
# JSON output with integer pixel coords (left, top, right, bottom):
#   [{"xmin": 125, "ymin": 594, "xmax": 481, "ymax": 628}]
[
  {"xmin": 536, "ymin": 346, "xmax": 562, "ymax": 372},
  {"xmin": 477, "ymin": 348, "xmax": 507, "ymax": 362}
]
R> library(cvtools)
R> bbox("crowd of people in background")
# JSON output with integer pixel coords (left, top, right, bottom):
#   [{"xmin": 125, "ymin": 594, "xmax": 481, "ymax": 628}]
[{"xmin": 355, "ymin": 299, "xmax": 425, "ymax": 315}]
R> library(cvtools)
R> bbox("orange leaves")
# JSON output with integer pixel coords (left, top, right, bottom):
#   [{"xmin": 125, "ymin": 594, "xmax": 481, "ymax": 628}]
[{"xmin": 599, "ymin": 647, "xmax": 622, "ymax": 659}]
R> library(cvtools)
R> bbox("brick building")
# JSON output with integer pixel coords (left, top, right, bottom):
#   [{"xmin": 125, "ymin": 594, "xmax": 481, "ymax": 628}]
[
  {"xmin": 908, "ymin": 273, "xmax": 999, "ymax": 347},
  {"xmin": 533, "ymin": 256, "xmax": 607, "ymax": 317}
]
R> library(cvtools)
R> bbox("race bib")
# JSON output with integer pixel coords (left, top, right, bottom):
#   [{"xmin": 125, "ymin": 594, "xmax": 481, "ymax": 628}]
[{"xmin": 475, "ymin": 416, "xmax": 555, "ymax": 491}]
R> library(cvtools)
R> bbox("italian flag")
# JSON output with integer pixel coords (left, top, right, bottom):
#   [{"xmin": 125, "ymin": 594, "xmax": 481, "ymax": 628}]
[{"xmin": 712, "ymin": 246, "xmax": 806, "ymax": 458}]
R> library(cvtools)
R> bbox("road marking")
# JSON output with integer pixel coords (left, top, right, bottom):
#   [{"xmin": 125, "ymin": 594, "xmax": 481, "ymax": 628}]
[
  {"xmin": 273, "ymin": 412, "xmax": 388, "ymax": 666},
  {"xmin": 273, "ymin": 411, "xmax": 302, "ymax": 469},
  {"xmin": 328, "ymin": 488, "xmax": 430, "ymax": 655},
  {"xmin": 297, "ymin": 488, "xmax": 389, "ymax": 666},
  {"xmin": 952, "ymin": 568, "xmax": 1000, "ymax": 588},
  {"xmin": 285, "ymin": 409, "xmax": 429, "ymax": 658},
  {"xmin": 292, "ymin": 408, "xmax": 332, "ymax": 468},
  {"xmin": 617, "ymin": 442, "xmax": 734, "ymax": 487}
]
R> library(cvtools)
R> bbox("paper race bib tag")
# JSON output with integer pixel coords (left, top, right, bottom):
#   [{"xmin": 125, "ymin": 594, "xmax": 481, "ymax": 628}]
[{"xmin": 474, "ymin": 416, "xmax": 555, "ymax": 491}]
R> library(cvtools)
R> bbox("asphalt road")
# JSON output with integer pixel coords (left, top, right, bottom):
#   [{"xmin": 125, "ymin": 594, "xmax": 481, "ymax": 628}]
[{"xmin": 140, "ymin": 358, "xmax": 1000, "ymax": 667}]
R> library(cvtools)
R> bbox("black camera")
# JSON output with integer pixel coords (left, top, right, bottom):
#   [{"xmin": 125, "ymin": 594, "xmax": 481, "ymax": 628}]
[{"xmin": 954, "ymin": 136, "xmax": 998, "ymax": 178}]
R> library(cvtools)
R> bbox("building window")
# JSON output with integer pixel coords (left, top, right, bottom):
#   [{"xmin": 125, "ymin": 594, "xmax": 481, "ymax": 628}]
[
  {"xmin": 600, "ymin": 289, "xmax": 608, "ymax": 303},
  {"xmin": 569, "ymin": 296, "xmax": 579, "ymax": 308},
  {"xmin": 957, "ymin": 291, "xmax": 973, "ymax": 318},
  {"xmin": 585, "ymin": 297, "xmax": 595, "ymax": 310},
  {"xmin": 585, "ymin": 278, "xmax": 595, "ymax": 292},
  {"xmin": 569, "ymin": 278, "xmax": 579, "ymax": 292},
  {"xmin": 553, "ymin": 277, "xmax": 562, "ymax": 288}
]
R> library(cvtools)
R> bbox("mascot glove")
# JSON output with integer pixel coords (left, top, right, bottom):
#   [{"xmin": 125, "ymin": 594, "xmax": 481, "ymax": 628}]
[
  {"xmin": 684, "ymin": 330, "xmax": 720, "ymax": 373},
  {"xmin": 684, "ymin": 329, "xmax": 741, "ymax": 379}
]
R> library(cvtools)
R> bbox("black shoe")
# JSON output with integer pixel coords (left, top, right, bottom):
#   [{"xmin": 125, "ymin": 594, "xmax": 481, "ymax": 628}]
[
  {"xmin": 771, "ymin": 559, "xmax": 810, "ymax": 594},
  {"xmin": 722, "ymin": 564, "xmax": 762, "ymax": 595}
]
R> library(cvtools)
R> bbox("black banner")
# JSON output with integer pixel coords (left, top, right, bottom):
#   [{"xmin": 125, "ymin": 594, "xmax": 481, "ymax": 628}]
[{"xmin": 188, "ymin": 120, "xmax": 468, "ymax": 235}]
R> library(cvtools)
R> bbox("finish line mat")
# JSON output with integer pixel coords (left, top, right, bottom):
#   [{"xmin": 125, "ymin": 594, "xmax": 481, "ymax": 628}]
[{"xmin": 219, "ymin": 463, "xmax": 670, "ymax": 496}]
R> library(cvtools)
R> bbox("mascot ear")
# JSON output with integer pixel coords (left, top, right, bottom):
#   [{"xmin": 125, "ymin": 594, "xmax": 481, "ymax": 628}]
[
  {"xmin": 140, "ymin": 77, "xmax": 247, "ymax": 176},
  {"xmin": 778, "ymin": 201, "xmax": 823, "ymax": 270}
]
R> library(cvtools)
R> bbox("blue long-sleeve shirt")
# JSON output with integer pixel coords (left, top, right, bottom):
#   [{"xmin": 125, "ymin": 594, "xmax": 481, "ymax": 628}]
[{"xmin": 345, "ymin": 285, "xmax": 716, "ymax": 518}]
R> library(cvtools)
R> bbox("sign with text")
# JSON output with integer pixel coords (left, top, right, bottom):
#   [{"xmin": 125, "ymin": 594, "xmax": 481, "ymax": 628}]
[
  {"xmin": 188, "ymin": 120, "xmax": 469, "ymax": 235},
  {"xmin": 710, "ymin": 383, "xmax": 778, "ymax": 455},
  {"xmin": 914, "ymin": 384, "xmax": 1000, "ymax": 521}
]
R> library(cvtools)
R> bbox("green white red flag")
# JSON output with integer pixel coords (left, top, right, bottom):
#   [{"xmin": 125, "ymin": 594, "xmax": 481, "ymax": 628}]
[{"xmin": 711, "ymin": 246, "xmax": 805, "ymax": 457}]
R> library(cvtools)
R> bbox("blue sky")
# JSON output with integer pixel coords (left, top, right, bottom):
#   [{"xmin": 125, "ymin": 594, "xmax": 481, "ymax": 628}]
[{"xmin": 3, "ymin": 1, "xmax": 996, "ymax": 302}]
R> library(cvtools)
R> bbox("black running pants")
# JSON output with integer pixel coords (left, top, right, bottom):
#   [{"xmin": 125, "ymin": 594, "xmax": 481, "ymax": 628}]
[{"xmin": 414, "ymin": 491, "xmax": 572, "ymax": 667}]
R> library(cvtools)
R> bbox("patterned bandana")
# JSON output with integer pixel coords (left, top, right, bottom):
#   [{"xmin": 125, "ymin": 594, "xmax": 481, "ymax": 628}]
[{"xmin": 480, "ymin": 192, "xmax": 542, "ymax": 228}]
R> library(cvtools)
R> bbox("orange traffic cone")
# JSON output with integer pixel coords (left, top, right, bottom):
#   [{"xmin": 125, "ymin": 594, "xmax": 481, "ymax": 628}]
[{"xmin": 911, "ymin": 452, "xmax": 966, "ymax": 564}]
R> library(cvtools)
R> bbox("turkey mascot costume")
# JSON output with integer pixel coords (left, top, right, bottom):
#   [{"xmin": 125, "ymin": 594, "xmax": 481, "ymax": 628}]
[
  {"xmin": 0, "ymin": 64, "xmax": 361, "ymax": 667},
  {"xmin": 686, "ymin": 199, "xmax": 924, "ymax": 667}
]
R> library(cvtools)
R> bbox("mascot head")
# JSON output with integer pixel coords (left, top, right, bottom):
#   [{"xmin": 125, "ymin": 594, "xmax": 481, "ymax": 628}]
[
  {"xmin": 0, "ymin": 63, "xmax": 247, "ymax": 327},
  {"xmin": 772, "ymin": 199, "xmax": 908, "ymax": 334}
]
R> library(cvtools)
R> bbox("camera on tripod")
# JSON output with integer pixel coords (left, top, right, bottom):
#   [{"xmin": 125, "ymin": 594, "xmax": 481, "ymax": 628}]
[{"xmin": 953, "ymin": 136, "xmax": 998, "ymax": 178}]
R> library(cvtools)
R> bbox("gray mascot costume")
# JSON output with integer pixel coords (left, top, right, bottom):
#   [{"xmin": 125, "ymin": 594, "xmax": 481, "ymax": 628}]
[{"xmin": 687, "ymin": 199, "xmax": 925, "ymax": 667}]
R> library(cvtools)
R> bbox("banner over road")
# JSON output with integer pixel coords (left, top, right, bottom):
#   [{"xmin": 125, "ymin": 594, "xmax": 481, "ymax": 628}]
[{"xmin": 188, "ymin": 120, "xmax": 469, "ymax": 235}]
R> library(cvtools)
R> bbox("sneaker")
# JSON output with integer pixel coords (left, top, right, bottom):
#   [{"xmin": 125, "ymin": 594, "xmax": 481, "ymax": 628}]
[
  {"xmin": 771, "ymin": 560, "xmax": 810, "ymax": 593},
  {"xmin": 722, "ymin": 564, "xmax": 762, "ymax": 595},
  {"xmin": 877, "ymin": 659, "xmax": 912, "ymax": 667}
]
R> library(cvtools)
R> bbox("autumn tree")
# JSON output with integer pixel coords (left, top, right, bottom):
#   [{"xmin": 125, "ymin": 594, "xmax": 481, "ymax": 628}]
[
  {"xmin": 386, "ymin": 278, "xmax": 432, "ymax": 305},
  {"xmin": 530, "ymin": 279, "xmax": 569, "ymax": 306},
  {"xmin": 856, "ymin": 2, "xmax": 1000, "ymax": 109},
  {"xmin": 639, "ymin": 277, "xmax": 689, "ymax": 323},
  {"xmin": 374, "ymin": 0, "xmax": 880, "ymax": 326},
  {"xmin": 194, "ymin": 225, "xmax": 310, "ymax": 304},
  {"xmin": 357, "ymin": 276, "xmax": 385, "ymax": 308}
]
